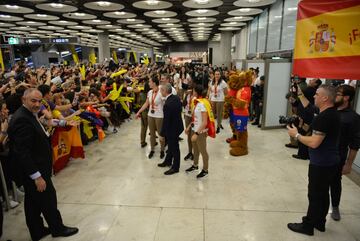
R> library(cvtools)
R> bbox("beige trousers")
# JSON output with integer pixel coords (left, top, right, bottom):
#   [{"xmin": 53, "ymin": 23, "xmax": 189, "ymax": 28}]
[
  {"xmin": 148, "ymin": 116, "xmax": 165, "ymax": 151},
  {"xmin": 193, "ymin": 132, "xmax": 209, "ymax": 170},
  {"xmin": 212, "ymin": 101, "xmax": 224, "ymax": 128},
  {"xmin": 140, "ymin": 112, "xmax": 148, "ymax": 145},
  {"xmin": 184, "ymin": 115, "xmax": 193, "ymax": 154}
]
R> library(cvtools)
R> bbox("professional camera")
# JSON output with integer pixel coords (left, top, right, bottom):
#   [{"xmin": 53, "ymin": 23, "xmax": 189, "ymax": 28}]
[{"xmin": 279, "ymin": 115, "xmax": 300, "ymax": 127}]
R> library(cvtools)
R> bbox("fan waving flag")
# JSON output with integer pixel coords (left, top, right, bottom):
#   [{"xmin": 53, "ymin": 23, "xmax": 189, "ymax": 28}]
[{"xmin": 293, "ymin": 0, "xmax": 360, "ymax": 79}]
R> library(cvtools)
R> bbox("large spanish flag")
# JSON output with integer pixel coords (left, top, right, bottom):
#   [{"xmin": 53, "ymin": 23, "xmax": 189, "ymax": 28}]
[{"xmin": 293, "ymin": 0, "xmax": 360, "ymax": 79}]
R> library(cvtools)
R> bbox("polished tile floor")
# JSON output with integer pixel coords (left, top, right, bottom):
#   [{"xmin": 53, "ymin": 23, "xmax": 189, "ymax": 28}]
[{"xmin": 3, "ymin": 119, "xmax": 360, "ymax": 241}]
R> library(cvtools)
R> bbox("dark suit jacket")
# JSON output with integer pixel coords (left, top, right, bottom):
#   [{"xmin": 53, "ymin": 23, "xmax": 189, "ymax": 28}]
[
  {"xmin": 8, "ymin": 106, "xmax": 53, "ymax": 186},
  {"xmin": 161, "ymin": 94, "xmax": 184, "ymax": 139}
]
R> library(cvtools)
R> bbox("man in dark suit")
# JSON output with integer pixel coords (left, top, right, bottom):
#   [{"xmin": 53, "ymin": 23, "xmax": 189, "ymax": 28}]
[
  {"xmin": 8, "ymin": 88, "xmax": 78, "ymax": 241},
  {"xmin": 158, "ymin": 83, "xmax": 184, "ymax": 175}
]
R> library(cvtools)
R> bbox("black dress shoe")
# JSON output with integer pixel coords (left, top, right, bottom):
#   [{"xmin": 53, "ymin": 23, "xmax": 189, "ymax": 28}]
[
  {"xmin": 160, "ymin": 151, "xmax": 165, "ymax": 159},
  {"xmin": 141, "ymin": 142, "xmax": 147, "ymax": 148},
  {"xmin": 287, "ymin": 223, "xmax": 313, "ymax": 236},
  {"xmin": 251, "ymin": 121, "xmax": 259, "ymax": 125},
  {"xmin": 52, "ymin": 226, "xmax": 79, "ymax": 237},
  {"xmin": 164, "ymin": 168, "xmax": 179, "ymax": 175},
  {"xmin": 148, "ymin": 151, "xmax": 155, "ymax": 159},
  {"xmin": 292, "ymin": 154, "xmax": 308, "ymax": 160},
  {"xmin": 158, "ymin": 162, "xmax": 171, "ymax": 167}
]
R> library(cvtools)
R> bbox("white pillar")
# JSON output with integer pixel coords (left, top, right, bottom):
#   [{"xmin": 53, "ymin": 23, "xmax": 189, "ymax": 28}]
[
  {"xmin": 239, "ymin": 26, "xmax": 248, "ymax": 60},
  {"xmin": 220, "ymin": 31, "xmax": 232, "ymax": 69},
  {"xmin": 98, "ymin": 31, "xmax": 110, "ymax": 63}
]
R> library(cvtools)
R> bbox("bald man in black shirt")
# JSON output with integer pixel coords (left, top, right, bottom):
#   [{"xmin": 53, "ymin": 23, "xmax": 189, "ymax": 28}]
[{"xmin": 287, "ymin": 85, "xmax": 340, "ymax": 236}]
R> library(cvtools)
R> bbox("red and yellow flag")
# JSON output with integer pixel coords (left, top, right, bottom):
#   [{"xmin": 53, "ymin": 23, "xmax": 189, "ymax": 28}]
[
  {"xmin": 51, "ymin": 126, "xmax": 85, "ymax": 173},
  {"xmin": 293, "ymin": 0, "xmax": 360, "ymax": 79}
]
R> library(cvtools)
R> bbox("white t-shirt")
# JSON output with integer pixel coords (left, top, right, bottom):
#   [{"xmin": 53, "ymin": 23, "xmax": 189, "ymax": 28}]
[
  {"xmin": 208, "ymin": 80, "xmax": 228, "ymax": 102},
  {"xmin": 147, "ymin": 89, "xmax": 164, "ymax": 118},
  {"xmin": 192, "ymin": 102, "xmax": 207, "ymax": 132}
]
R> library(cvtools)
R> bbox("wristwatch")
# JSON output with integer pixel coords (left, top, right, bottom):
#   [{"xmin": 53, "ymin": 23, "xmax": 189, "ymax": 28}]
[{"xmin": 295, "ymin": 133, "xmax": 300, "ymax": 140}]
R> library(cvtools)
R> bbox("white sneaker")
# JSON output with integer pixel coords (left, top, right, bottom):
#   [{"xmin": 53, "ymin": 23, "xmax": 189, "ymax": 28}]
[{"xmin": 10, "ymin": 200, "xmax": 19, "ymax": 209}]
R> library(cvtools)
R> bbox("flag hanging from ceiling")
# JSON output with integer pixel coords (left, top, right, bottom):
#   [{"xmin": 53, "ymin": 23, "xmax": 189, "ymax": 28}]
[{"xmin": 293, "ymin": 0, "xmax": 360, "ymax": 79}]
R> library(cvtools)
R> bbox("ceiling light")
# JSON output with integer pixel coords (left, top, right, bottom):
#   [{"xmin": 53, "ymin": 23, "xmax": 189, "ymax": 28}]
[
  {"xmin": 239, "ymin": 8, "xmax": 251, "ymax": 12},
  {"xmin": 161, "ymin": 18, "xmax": 170, "ymax": 21},
  {"xmin": 5, "ymin": 5, "xmax": 20, "ymax": 10},
  {"xmin": 234, "ymin": 16, "xmax": 243, "ymax": 19},
  {"xmin": 198, "ymin": 23, "xmax": 205, "ymax": 25},
  {"xmin": 155, "ymin": 10, "xmax": 166, "ymax": 15},
  {"xmin": 287, "ymin": 7, "xmax": 298, "ymax": 11},
  {"xmin": 115, "ymin": 11, "xmax": 126, "ymax": 15},
  {"xmin": 166, "ymin": 23, "xmax": 174, "ymax": 26},
  {"xmin": 195, "ymin": 0, "xmax": 209, "ymax": 5},
  {"xmin": 247, "ymin": 0, "xmax": 260, "ymax": 3},
  {"xmin": 97, "ymin": 1, "xmax": 111, "ymax": 7},
  {"xmin": 75, "ymin": 13, "xmax": 86, "ymax": 16},
  {"xmin": 59, "ymin": 20, "xmax": 68, "ymax": 23},
  {"xmin": 50, "ymin": 3, "xmax": 64, "ymax": 8},
  {"xmin": 92, "ymin": 19, "xmax": 101, "ymax": 22},
  {"xmin": 27, "ymin": 21, "xmax": 36, "ymax": 24},
  {"xmin": 126, "ymin": 19, "xmax": 136, "ymax": 22},
  {"xmin": 197, "ymin": 17, "xmax": 206, "ymax": 20},
  {"xmin": 229, "ymin": 22, "xmax": 237, "ymax": 25},
  {"xmin": 195, "ymin": 9, "xmax": 208, "ymax": 14},
  {"xmin": 146, "ymin": 0, "xmax": 159, "ymax": 6},
  {"xmin": 0, "ymin": 15, "xmax": 11, "ymax": 18}
]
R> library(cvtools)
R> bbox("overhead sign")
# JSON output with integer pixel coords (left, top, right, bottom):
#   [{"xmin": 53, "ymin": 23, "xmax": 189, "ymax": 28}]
[
  {"xmin": 293, "ymin": 0, "xmax": 360, "ymax": 79},
  {"xmin": 8, "ymin": 37, "xmax": 19, "ymax": 45},
  {"xmin": 1, "ymin": 36, "xmax": 79, "ymax": 45}
]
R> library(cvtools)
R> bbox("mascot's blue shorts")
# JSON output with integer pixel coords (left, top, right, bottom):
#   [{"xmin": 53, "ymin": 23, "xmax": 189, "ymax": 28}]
[{"xmin": 230, "ymin": 112, "xmax": 248, "ymax": 131}]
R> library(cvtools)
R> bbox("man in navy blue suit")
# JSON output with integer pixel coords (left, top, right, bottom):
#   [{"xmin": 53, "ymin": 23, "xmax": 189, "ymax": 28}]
[{"xmin": 158, "ymin": 83, "xmax": 184, "ymax": 175}]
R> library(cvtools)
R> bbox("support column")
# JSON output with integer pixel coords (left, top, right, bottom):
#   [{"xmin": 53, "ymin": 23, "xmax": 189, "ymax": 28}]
[
  {"xmin": 98, "ymin": 31, "xmax": 110, "ymax": 63},
  {"xmin": 239, "ymin": 26, "xmax": 248, "ymax": 60},
  {"xmin": 149, "ymin": 47, "xmax": 154, "ymax": 63},
  {"xmin": 220, "ymin": 31, "xmax": 232, "ymax": 69}
]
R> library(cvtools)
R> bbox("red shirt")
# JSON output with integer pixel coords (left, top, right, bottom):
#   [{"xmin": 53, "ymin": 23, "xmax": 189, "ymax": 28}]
[{"xmin": 233, "ymin": 86, "xmax": 251, "ymax": 116}]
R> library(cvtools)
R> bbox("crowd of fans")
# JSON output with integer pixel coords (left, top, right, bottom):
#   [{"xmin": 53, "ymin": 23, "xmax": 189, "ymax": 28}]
[{"xmin": 0, "ymin": 60, "xmax": 233, "ymax": 211}]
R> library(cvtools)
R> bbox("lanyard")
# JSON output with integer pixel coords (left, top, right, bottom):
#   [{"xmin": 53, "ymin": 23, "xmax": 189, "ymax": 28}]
[{"xmin": 151, "ymin": 90, "xmax": 158, "ymax": 110}]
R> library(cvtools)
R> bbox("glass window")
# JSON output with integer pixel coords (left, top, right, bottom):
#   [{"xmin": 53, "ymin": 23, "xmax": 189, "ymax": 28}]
[
  {"xmin": 281, "ymin": 0, "xmax": 299, "ymax": 50},
  {"xmin": 267, "ymin": 0, "xmax": 283, "ymax": 51},
  {"xmin": 247, "ymin": 23, "xmax": 251, "ymax": 54},
  {"xmin": 257, "ymin": 9, "xmax": 268, "ymax": 53},
  {"xmin": 249, "ymin": 16, "xmax": 258, "ymax": 54}
]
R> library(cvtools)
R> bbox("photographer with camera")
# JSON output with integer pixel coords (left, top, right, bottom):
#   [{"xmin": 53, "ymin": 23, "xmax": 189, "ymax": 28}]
[
  {"xmin": 287, "ymin": 84, "xmax": 340, "ymax": 236},
  {"xmin": 284, "ymin": 76, "xmax": 307, "ymax": 149}
]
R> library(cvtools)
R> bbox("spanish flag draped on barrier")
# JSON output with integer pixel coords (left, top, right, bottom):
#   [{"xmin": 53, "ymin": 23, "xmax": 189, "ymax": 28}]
[
  {"xmin": 293, "ymin": 0, "xmax": 360, "ymax": 79},
  {"xmin": 51, "ymin": 126, "xmax": 85, "ymax": 173}
]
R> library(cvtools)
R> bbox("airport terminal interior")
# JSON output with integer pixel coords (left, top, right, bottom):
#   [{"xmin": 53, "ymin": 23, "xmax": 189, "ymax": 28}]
[{"xmin": 0, "ymin": 0, "xmax": 360, "ymax": 241}]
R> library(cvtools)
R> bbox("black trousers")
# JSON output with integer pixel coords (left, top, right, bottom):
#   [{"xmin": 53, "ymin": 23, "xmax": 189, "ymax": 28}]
[
  {"xmin": 23, "ymin": 177, "xmax": 64, "ymax": 241},
  {"xmin": 330, "ymin": 160, "xmax": 346, "ymax": 207},
  {"xmin": 164, "ymin": 137, "xmax": 180, "ymax": 171},
  {"xmin": 305, "ymin": 164, "xmax": 337, "ymax": 227},
  {"xmin": 297, "ymin": 142, "xmax": 309, "ymax": 159}
]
